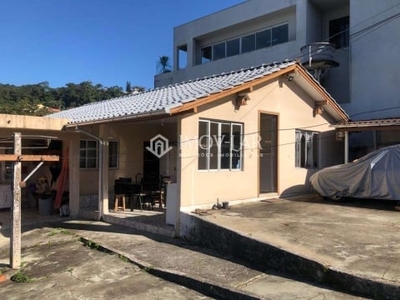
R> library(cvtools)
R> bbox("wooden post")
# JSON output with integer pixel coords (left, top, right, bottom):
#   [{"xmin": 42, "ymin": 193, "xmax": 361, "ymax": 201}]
[
  {"xmin": 10, "ymin": 133, "xmax": 22, "ymax": 269},
  {"xmin": 2, "ymin": 133, "xmax": 59, "ymax": 269}
]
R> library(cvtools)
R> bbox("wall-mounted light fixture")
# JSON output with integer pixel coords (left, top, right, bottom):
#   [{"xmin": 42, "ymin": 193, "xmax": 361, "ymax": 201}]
[{"xmin": 285, "ymin": 74, "xmax": 295, "ymax": 82}]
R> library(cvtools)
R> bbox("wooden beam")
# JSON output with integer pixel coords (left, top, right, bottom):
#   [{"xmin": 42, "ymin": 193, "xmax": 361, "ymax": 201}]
[
  {"xmin": 0, "ymin": 154, "xmax": 59, "ymax": 162},
  {"xmin": 169, "ymin": 65, "xmax": 297, "ymax": 114}
]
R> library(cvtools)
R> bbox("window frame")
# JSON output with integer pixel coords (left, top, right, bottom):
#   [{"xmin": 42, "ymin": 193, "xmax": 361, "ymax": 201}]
[
  {"xmin": 329, "ymin": 16, "xmax": 349, "ymax": 49},
  {"xmin": 295, "ymin": 130, "xmax": 319, "ymax": 169},
  {"xmin": 198, "ymin": 22, "xmax": 289, "ymax": 65},
  {"xmin": 108, "ymin": 140, "xmax": 119, "ymax": 169},
  {"xmin": 198, "ymin": 119, "xmax": 243, "ymax": 171},
  {"xmin": 80, "ymin": 140, "xmax": 98, "ymax": 170}
]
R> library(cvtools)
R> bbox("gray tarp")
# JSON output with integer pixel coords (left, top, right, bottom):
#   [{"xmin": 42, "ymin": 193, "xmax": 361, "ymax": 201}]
[{"xmin": 310, "ymin": 144, "xmax": 400, "ymax": 200}]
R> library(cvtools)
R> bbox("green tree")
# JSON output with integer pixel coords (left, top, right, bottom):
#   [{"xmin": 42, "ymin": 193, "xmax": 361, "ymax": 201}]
[
  {"xmin": 157, "ymin": 55, "xmax": 171, "ymax": 74},
  {"xmin": 126, "ymin": 81, "xmax": 132, "ymax": 93}
]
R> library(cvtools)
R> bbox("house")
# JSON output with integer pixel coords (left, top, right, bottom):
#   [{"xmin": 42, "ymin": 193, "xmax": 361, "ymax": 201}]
[
  {"xmin": 48, "ymin": 60, "xmax": 349, "ymax": 233},
  {"xmin": 155, "ymin": 0, "xmax": 400, "ymax": 157}
]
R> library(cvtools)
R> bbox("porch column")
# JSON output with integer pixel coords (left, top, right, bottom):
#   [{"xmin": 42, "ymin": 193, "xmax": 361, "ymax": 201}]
[
  {"xmin": 344, "ymin": 131, "xmax": 349, "ymax": 163},
  {"xmin": 68, "ymin": 134, "xmax": 80, "ymax": 217},
  {"xmin": 99, "ymin": 124, "xmax": 109, "ymax": 215}
]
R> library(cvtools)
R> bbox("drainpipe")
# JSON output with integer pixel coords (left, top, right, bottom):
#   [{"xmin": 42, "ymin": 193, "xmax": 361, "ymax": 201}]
[{"xmin": 76, "ymin": 127, "xmax": 104, "ymax": 221}]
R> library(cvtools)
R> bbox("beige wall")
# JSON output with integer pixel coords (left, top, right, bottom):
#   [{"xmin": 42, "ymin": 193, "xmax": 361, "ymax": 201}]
[
  {"xmin": 78, "ymin": 121, "xmax": 178, "ymax": 195},
  {"xmin": 179, "ymin": 79, "xmax": 341, "ymax": 207}
]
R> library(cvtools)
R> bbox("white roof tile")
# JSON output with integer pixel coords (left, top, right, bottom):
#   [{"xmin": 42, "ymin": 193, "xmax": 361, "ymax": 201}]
[{"xmin": 48, "ymin": 60, "xmax": 298, "ymax": 124}]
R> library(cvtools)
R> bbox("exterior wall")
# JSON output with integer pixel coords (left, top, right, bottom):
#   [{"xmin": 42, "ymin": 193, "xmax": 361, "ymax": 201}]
[
  {"xmin": 344, "ymin": 0, "xmax": 400, "ymax": 120},
  {"xmin": 154, "ymin": 0, "xmax": 351, "ymax": 108},
  {"xmin": 156, "ymin": 0, "xmax": 305, "ymax": 87},
  {"xmin": 178, "ymin": 78, "xmax": 341, "ymax": 208}
]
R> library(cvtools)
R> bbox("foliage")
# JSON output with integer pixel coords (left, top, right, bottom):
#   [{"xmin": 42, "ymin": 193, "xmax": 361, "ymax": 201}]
[
  {"xmin": 10, "ymin": 270, "xmax": 31, "ymax": 283},
  {"xmin": 156, "ymin": 55, "xmax": 171, "ymax": 74},
  {"xmin": 0, "ymin": 81, "xmax": 126, "ymax": 116}
]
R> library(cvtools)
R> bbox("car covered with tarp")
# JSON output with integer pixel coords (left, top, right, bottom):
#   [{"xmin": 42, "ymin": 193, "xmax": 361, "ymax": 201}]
[{"xmin": 310, "ymin": 144, "xmax": 400, "ymax": 200}]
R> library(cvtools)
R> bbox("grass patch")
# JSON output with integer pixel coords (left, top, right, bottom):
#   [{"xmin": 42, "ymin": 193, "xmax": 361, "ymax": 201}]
[
  {"xmin": 118, "ymin": 254, "xmax": 129, "ymax": 262},
  {"xmin": 10, "ymin": 270, "xmax": 31, "ymax": 283},
  {"xmin": 48, "ymin": 228, "xmax": 73, "ymax": 236}
]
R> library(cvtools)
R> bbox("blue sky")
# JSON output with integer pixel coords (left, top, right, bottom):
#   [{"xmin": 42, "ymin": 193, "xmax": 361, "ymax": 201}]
[{"xmin": 0, "ymin": 0, "xmax": 244, "ymax": 90}]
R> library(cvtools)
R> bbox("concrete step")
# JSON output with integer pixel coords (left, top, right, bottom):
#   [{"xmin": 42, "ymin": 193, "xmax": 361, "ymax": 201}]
[{"xmin": 60, "ymin": 220, "xmax": 365, "ymax": 299}]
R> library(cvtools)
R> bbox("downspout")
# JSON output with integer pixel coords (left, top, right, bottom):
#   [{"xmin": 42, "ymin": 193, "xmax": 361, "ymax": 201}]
[
  {"xmin": 344, "ymin": 131, "xmax": 349, "ymax": 163},
  {"xmin": 76, "ymin": 126, "xmax": 104, "ymax": 221}
]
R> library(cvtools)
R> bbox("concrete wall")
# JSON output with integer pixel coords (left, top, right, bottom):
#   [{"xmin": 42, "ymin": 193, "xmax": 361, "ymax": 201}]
[
  {"xmin": 178, "ymin": 77, "xmax": 340, "ymax": 208},
  {"xmin": 155, "ymin": 0, "xmax": 352, "ymax": 112},
  {"xmin": 156, "ymin": 0, "xmax": 306, "ymax": 87},
  {"xmin": 344, "ymin": 0, "xmax": 400, "ymax": 119}
]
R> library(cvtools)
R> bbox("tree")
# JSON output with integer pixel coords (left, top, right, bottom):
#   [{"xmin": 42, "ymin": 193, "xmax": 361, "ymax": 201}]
[
  {"xmin": 156, "ymin": 55, "xmax": 171, "ymax": 74},
  {"xmin": 0, "ymin": 81, "xmax": 127, "ymax": 116},
  {"xmin": 126, "ymin": 81, "xmax": 132, "ymax": 93}
]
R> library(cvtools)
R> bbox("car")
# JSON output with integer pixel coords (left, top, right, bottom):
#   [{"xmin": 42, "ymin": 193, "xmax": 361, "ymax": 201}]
[{"xmin": 310, "ymin": 144, "xmax": 400, "ymax": 200}]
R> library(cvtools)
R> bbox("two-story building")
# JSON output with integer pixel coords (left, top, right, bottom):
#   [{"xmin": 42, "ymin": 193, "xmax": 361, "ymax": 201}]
[{"xmin": 155, "ymin": 0, "xmax": 400, "ymax": 158}]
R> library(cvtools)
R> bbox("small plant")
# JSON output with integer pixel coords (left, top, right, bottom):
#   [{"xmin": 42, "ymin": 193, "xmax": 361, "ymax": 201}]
[
  {"xmin": 85, "ymin": 240, "xmax": 99, "ymax": 250},
  {"xmin": 118, "ymin": 254, "xmax": 128, "ymax": 262},
  {"xmin": 48, "ymin": 228, "xmax": 72, "ymax": 236},
  {"xmin": 10, "ymin": 270, "xmax": 31, "ymax": 283}
]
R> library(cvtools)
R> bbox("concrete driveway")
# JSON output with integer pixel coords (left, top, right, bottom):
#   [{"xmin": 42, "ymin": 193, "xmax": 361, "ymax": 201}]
[{"xmin": 199, "ymin": 194, "xmax": 400, "ymax": 287}]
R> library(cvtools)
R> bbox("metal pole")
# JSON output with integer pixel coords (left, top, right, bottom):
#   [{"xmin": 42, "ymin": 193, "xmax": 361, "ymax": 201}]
[{"xmin": 10, "ymin": 132, "xmax": 22, "ymax": 269}]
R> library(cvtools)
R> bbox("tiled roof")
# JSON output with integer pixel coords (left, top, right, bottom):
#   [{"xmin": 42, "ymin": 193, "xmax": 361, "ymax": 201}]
[
  {"xmin": 49, "ymin": 59, "xmax": 349, "ymax": 124},
  {"xmin": 47, "ymin": 60, "xmax": 297, "ymax": 124}
]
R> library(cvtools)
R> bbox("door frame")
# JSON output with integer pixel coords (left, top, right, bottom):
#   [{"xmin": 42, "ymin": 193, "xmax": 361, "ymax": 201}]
[{"xmin": 258, "ymin": 111, "xmax": 279, "ymax": 195}]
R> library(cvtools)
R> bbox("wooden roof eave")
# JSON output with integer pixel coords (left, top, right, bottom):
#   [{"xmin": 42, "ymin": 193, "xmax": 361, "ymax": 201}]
[{"xmin": 169, "ymin": 64, "xmax": 298, "ymax": 115}]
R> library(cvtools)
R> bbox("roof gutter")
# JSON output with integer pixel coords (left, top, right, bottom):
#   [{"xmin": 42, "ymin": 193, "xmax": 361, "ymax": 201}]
[{"xmin": 75, "ymin": 126, "xmax": 104, "ymax": 221}]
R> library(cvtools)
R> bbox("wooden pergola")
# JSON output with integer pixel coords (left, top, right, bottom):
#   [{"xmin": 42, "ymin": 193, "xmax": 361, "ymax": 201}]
[{"xmin": 1, "ymin": 133, "xmax": 59, "ymax": 269}]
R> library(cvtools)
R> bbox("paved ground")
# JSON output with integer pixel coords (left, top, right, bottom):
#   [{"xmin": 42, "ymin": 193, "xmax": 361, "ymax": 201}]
[
  {"xmin": 0, "ymin": 221, "xmax": 365, "ymax": 299},
  {"xmin": 1, "ymin": 194, "xmax": 399, "ymax": 299},
  {"xmin": 199, "ymin": 195, "xmax": 400, "ymax": 286},
  {"xmin": 0, "ymin": 226, "xmax": 210, "ymax": 300}
]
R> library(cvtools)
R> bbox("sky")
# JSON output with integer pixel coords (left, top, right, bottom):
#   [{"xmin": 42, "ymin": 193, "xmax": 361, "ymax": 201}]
[{"xmin": 0, "ymin": 0, "xmax": 245, "ymax": 90}]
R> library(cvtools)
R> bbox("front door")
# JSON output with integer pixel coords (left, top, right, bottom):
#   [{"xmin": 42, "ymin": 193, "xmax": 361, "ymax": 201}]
[
  {"xmin": 259, "ymin": 113, "xmax": 278, "ymax": 193},
  {"xmin": 143, "ymin": 141, "xmax": 160, "ymax": 182}
]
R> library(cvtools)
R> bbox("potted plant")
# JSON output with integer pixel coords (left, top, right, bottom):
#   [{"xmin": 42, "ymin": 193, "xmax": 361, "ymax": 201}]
[{"xmin": 36, "ymin": 176, "xmax": 54, "ymax": 215}]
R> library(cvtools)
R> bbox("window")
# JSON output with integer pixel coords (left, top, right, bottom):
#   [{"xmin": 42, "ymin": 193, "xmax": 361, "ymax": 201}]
[
  {"xmin": 197, "ymin": 22, "xmax": 289, "ymax": 64},
  {"xmin": 226, "ymin": 38, "xmax": 240, "ymax": 57},
  {"xmin": 272, "ymin": 23, "xmax": 289, "ymax": 46},
  {"xmin": 329, "ymin": 16, "xmax": 349, "ymax": 48},
  {"xmin": 256, "ymin": 29, "xmax": 271, "ymax": 49},
  {"xmin": 241, "ymin": 33, "xmax": 256, "ymax": 53},
  {"xmin": 177, "ymin": 44, "xmax": 187, "ymax": 70},
  {"xmin": 201, "ymin": 46, "xmax": 212, "ymax": 64},
  {"xmin": 109, "ymin": 141, "xmax": 118, "ymax": 169},
  {"xmin": 80, "ymin": 140, "xmax": 98, "ymax": 169},
  {"xmin": 295, "ymin": 130, "xmax": 319, "ymax": 169},
  {"xmin": 198, "ymin": 119, "xmax": 243, "ymax": 171},
  {"xmin": 213, "ymin": 42, "xmax": 226, "ymax": 60}
]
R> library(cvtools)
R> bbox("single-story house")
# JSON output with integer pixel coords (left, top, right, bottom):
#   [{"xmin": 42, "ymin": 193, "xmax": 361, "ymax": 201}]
[{"xmin": 42, "ymin": 59, "xmax": 349, "ymax": 233}]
